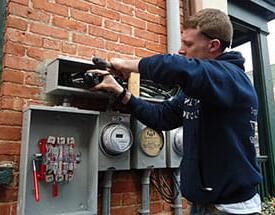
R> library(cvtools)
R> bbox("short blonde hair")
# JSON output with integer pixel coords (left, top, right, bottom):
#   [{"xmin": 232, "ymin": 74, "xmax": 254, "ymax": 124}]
[{"xmin": 184, "ymin": 9, "xmax": 233, "ymax": 49}]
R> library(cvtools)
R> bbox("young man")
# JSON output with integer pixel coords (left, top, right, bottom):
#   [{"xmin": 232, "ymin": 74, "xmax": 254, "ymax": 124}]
[{"xmin": 92, "ymin": 9, "xmax": 262, "ymax": 214}]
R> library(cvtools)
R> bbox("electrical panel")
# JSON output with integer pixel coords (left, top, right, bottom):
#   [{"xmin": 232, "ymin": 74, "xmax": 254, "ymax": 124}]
[
  {"xmin": 166, "ymin": 127, "xmax": 183, "ymax": 168},
  {"xmin": 18, "ymin": 105, "xmax": 99, "ymax": 215},
  {"xmin": 131, "ymin": 119, "xmax": 166, "ymax": 169},
  {"xmin": 98, "ymin": 112, "xmax": 133, "ymax": 171},
  {"xmin": 45, "ymin": 55, "xmax": 108, "ymax": 97}
]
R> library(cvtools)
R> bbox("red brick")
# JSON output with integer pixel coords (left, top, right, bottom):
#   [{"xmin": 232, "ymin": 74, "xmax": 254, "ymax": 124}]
[
  {"xmin": 120, "ymin": 35, "xmax": 145, "ymax": 47},
  {"xmin": 32, "ymin": 0, "xmax": 68, "ymax": 17},
  {"xmin": 3, "ymin": 55, "xmax": 39, "ymax": 72},
  {"xmin": 1, "ymin": 69, "xmax": 24, "ymax": 84},
  {"xmin": 77, "ymin": 45, "xmax": 95, "ymax": 58},
  {"xmin": 3, "ymin": 56, "xmax": 38, "ymax": 71},
  {"xmin": 106, "ymin": 41, "xmax": 134, "ymax": 55},
  {"xmin": 90, "ymin": 5, "xmax": 120, "ymax": 21},
  {"xmin": 6, "ymin": 16, "xmax": 28, "ymax": 31},
  {"xmin": 0, "ymin": 203, "xmax": 11, "ymax": 215},
  {"xmin": 0, "ymin": 96, "xmax": 23, "ymax": 111},
  {"xmin": 106, "ymin": 0, "xmax": 134, "ymax": 15},
  {"xmin": 147, "ymin": 22, "xmax": 166, "ymax": 35},
  {"xmin": 136, "ymin": 9, "xmax": 160, "ymax": 24},
  {"xmin": 135, "ymin": 47, "xmax": 155, "ymax": 57},
  {"xmin": 143, "ymin": 0, "xmax": 158, "ymax": 4},
  {"xmin": 110, "ymin": 193, "xmax": 122, "ymax": 206},
  {"xmin": 0, "ymin": 126, "xmax": 21, "ymax": 141},
  {"xmin": 122, "ymin": 192, "xmax": 138, "ymax": 205},
  {"xmin": 123, "ymin": 0, "xmax": 135, "ymax": 4},
  {"xmin": 52, "ymin": 15, "xmax": 87, "ymax": 33},
  {"xmin": 8, "ymin": 2, "xmax": 29, "ymax": 18},
  {"xmin": 121, "ymin": 15, "xmax": 146, "ymax": 29},
  {"xmin": 104, "ymin": 20, "xmax": 132, "ymax": 35},
  {"xmin": 62, "ymin": 42, "xmax": 77, "ymax": 55},
  {"xmin": 0, "ymin": 111, "xmax": 22, "ymax": 126},
  {"xmin": 27, "ymin": 9, "xmax": 51, "ymax": 24},
  {"xmin": 43, "ymin": 38, "xmax": 61, "ymax": 51},
  {"xmin": 24, "ymin": 73, "xmax": 43, "ymax": 87},
  {"xmin": 4, "ymin": 42, "xmax": 26, "ymax": 56},
  {"xmin": 71, "ymin": 9, "xmax": 102, "ymax": 26},
  {"xmin": 30, "ymin": 23, "xmax": 68, "ymax": 40},
  {"xmin": 1, "ymin": 82, "xmax": 40, "ymax": 99},
  {"xmin": 10, "ymin": 0, "xmax": 28, "ymax": 6},
  {"xmin": 0, "ymin": 143, "xmax": 20, "ymax": 155},
  {"xmin": 135, "ymin": 0, "xmax": 146, "ymax": 10},
  {"xmin": 112, "ymin": 177, "xmax": 138, "ymax": 193},
  {"xmin": 88, "ymin": 0, "xmax": 106, "ymax": 6},
  {"xmin": 89, "ymin": 26, "xmax": 119, "ymax": 42},
  {"xmin": 147, "ymin": 4, "xmax": 165, "ymax": 17},
  {"xmin": 150, "ymin": 202, "xmax": 162, "ymax": 214},
  {"xmin": 56, "ymin": 0, "xmax": 90, "ymax": 11},
  {"xmin": 26, "ymin": 47, "xmax": 59, "ymax": 61},
  {"xmin": 0, "ymin": 187, "xmax": 18, "ymax": 202},
  {"xmin": 145, "ymin": 41, "xmax": 166, "ymax": 53},
  {"xmin": 73, "ymin": 34, "xmax": 104, "ymax": 48},
  {"xmin": 111, "ymin": 206, "xmax": 138, "ymax": 215},
  {"xmin": 5, "ymin": 29, "xmax": 43, "ymax": 47},
  {"xmin": 134, "ymin": 29, "xmax": 159, "ymax": 42}
]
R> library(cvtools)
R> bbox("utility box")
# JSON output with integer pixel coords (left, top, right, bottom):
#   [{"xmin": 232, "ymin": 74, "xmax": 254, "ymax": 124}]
[
  {"xmin": 18, "ymin": 105, "xmax": 99, "ymax": 215},
  {"xmin": 45, "ymin": 55, "xmax": 107, "ymax": 97},
  {"xmin": 166, "ymin": 127, "xmax": 183, "ymax": 168},
  {"xmin": 98, "ymin": 112, "xmax": 133, "ymax": 171},
  {"xmin": 131, "ymin": 119, "xmax": 166, "ymax": 169}
]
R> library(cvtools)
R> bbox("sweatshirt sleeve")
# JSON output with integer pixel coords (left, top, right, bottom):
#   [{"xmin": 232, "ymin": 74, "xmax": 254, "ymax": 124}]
[
  {"xmin": 139, "ymin": 54, "xmax": 244, "ymax": 107},
  {"xmin": 125, "ymin": 93, "xmax": 185, "ymax": 131}
]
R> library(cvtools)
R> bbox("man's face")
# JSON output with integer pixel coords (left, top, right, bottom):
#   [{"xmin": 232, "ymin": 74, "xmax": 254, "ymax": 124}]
[{"xmin": 178, "ymin": 28, "xmax": 213, "ymax": 59}]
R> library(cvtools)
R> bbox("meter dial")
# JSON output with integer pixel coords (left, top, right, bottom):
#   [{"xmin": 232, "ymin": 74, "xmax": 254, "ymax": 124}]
[
  {"xmin": 101, "ymin": 123, "xmax": 133, "ymax": 156},
  {"xmin": 140, "ymin": 127, "xmax": 164, "ymax": 157},
  {"xmin": 173, "ymin": 127, "xmax": 184, "ymax": 155}
]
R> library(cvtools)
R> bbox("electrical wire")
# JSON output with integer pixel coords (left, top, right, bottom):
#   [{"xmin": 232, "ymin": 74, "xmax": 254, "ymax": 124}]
[{"xmin": 150, "ymin": 169, "xmax": 181, "ymax": 204}]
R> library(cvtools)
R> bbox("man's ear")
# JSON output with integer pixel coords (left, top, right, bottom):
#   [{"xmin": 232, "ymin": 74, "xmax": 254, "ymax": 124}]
[{"xmin": 209, "ymin": 39, "xmax": 221, "ymax": 53}]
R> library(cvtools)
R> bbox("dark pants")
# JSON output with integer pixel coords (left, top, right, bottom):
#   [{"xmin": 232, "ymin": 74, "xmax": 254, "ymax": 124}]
[{"xmin": 190, "ymin": 204, "xmax": 261, "ymax": 215}]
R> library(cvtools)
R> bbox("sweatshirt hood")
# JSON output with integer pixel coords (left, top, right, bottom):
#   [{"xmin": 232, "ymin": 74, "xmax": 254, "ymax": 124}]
[{"xmin": 216, "ymin": 51, "xmax": 245, "ymax": 70}]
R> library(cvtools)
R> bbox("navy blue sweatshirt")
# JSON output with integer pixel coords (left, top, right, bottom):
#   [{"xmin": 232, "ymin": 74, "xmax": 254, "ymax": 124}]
[{"xmin": 126, "ymin": 51, "xmax": 262, "ymax": 204}]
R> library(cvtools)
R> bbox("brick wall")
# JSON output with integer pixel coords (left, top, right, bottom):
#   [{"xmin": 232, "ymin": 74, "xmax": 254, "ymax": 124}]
[{"xmin": 0, "ymin": 0, "xmax": 190, "ymax": 214}]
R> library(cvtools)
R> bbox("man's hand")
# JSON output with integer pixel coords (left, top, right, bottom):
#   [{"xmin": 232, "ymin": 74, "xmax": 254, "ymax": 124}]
[
  {"xmin": 87, "ymin": 69, "xmax": 124, "ymax": 95},
  {"xmin": 110, "ymin": 58, "xmax": 140, "ymax": 79}
]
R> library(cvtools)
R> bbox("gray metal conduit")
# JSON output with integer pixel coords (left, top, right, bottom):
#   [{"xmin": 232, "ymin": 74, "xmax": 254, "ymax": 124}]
[
  {"xmin": 102, "ymin": 170, "xmax": 113, "ymax": 215},
  {"xmin": 138, "ymin": 169, "xmax": 151, "ymax": 215},
  {"xmin": 166, "ymin": 1, "xmax": 184, "ymax": 214}
]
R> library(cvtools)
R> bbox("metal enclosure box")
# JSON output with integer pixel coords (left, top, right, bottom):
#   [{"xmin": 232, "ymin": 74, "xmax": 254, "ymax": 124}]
[
  {"xmin": 18, "ymin": 105, "xmax": 99, "ymax": 215},
  {"xmin": 166, "ymin": 127, "xmax": 183, "ymax": 168},
  {"xmin": 131, "ymin": 119, "xmax": 166, "ymax": 169},
  {"xmin": 98, "ymin": 112, "xmax": 133, "ymax": 171},
  {"xmin": 45, "ymin": 55, "xmax": 106, "ymax": 97}
]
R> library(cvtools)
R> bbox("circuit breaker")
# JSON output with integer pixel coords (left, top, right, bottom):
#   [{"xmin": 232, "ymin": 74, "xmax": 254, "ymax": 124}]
[
  {"xmin": 166, "ymin": 127, "xmax": 184, "ymax": 168},
  {"xmin": 18, "ymin": 105, "xmax": 99, "ymax": 215},
  {"xmin": 98, "ymin": 112, "xmax": 133, "ymax": 171},
  {"xmin": 130, "ymin": 119, "xmax": 166, "ymax": 169}
]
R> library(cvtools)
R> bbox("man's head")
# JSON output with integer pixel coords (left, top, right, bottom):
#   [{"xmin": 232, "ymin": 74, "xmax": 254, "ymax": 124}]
[{"xmin": 178, "ymin": 9, "xmax": 233, "ymax": 59}]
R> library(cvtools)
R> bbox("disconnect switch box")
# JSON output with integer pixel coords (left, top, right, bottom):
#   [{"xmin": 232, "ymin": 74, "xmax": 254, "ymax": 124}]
[{"xmin": 18, "ymin": 105, "xmax": 99, "ymax": 215}]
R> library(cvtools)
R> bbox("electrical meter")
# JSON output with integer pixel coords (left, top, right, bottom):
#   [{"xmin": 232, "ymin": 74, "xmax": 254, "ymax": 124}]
[
  {"xmin": 166, "ymin": 127, "xmax": 184, "ymax": 168},
  {"xmin": 173, "ymin": 127, "xmax": 183, "ymax": 155},
  {"xmin": 98, "ymin": 112, "xmax": 133, "ymax": 171},
  {"xmin": 131, "ymin": 119, "xmax": 166, "ymax": 169},
  {"xmin": 140, "ymin": 127, "xmax": 164, "ymax": 157},
  {"xmin": 101, "ymin": 123, "xmax": 133, "ymax": 156}
]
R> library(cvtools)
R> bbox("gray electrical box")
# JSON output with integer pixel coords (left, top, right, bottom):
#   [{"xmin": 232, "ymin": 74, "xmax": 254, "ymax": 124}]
[
  {"xmin": 98, "ymin": 112, "xmax": 133, "ymax": 171},
  {"xmin": 45, "ymin": 55, "xmax": 107, "ymax": 97},
  {"xmin": 130, "ymin": 119, "xmax": 166, "ymax": 169},
  {"xmin": 166, "ymin": 127, "xmax": 183, "ymax": 168},
  {"xmin": 18, "ymin": 105, "xmax": 100, "ymax": 215}
]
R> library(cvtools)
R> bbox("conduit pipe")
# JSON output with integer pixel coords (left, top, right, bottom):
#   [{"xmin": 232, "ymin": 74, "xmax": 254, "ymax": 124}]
[
  {"xmin": 102, "ymin": 170, "xmax": 113, "ymax": 215},
  {"xmin": 138, "ymin": 169, "xmax": 151, "ymax": 215},
  {"xmin": 166, "ymin": 1, "xmax": 184, "ymax": 214}
]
